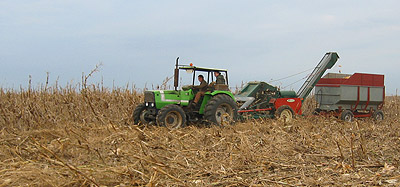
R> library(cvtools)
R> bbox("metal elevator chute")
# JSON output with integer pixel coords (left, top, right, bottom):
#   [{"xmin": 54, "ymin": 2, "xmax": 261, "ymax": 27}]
[{"xmin": 297, "ymin": 52, "xmax": 340, "ymax": 100}]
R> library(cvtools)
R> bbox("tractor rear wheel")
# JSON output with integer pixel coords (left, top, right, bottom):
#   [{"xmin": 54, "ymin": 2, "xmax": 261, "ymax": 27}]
[
  {"xmin": 204, "ymin": 94, "xmax": 238, "ymax": 126},
  {"xmin": 372, "ymin": 110, "xmax": 384, "ymax": 121},
  {"xmin": 133, "ymin": 103, "xmax": 153, "ymax": 125},
  {"xmin": 156, "ymin": 104, "xmax": 186, "ymax": 129},
  {"xmin": 340, "ymin": 110, "xmax": 354, "ymax": 122},
  {"xmin": 276, "ymin": 106, "xmax": 294, "ymax": 123}
]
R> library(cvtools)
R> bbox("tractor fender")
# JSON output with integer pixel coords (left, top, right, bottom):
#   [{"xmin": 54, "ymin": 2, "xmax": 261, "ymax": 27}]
[
  {"xmin": 205, "ymin": 91, "xmax": 236, "ymax": 101},
  {"xmin": 273, "ymin": 98, "xmax": 302, "ymax": 115},
  {"xmin": 199, "ymin": 92, "xmax": 236, "ymax": 114}
]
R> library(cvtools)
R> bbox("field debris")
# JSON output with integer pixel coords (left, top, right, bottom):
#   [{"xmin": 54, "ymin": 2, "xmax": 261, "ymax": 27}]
[{"xmin": 0, "ymin": 86, "xmax": 399, "ymax": 186}]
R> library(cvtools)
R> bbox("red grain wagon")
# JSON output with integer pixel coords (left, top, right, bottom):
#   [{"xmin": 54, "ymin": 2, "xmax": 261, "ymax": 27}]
[{"xmin": 314, "ymin": 73, "xmax": 385, "ymax": 121}]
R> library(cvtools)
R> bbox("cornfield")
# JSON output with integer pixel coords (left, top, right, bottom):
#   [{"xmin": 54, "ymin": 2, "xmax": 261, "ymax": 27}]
[{"xmin": 0, "ymin": 82, "xmax": 399, "ymax": 186}]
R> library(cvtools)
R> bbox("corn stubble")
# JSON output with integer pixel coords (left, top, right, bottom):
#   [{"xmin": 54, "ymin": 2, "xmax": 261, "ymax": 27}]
[{"xmin": 0, "ymin": 84, "xmax": 399, "ymax": 186}]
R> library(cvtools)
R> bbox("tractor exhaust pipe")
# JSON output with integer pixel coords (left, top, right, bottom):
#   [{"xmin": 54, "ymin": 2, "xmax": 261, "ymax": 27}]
[{"xmin": 174, "ymin": 57, "xmax": 179, "ymax": 91}]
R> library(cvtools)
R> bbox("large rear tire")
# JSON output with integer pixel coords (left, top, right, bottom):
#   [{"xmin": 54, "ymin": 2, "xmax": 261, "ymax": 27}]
[
  {"xmin": 133, "ymin": 103, "xmax": 152, "ymax": 125},
  {"xmin": 156, "ymin": 104, "xmax": 186, "ymax": 129},
  {"xmin": 340, "ymin": 110, "xmax": 354, "ymax": 122},
  {"xmin": 372, "ymin": 110, "xmax": 384, "ymax": 121},
  {"xmin": 276, "ymin": 105, "xmax": 294, "ymax": 123},
  {"xmin": 204, "ymin": 94, "xmax": 238, "ymax": 126}
]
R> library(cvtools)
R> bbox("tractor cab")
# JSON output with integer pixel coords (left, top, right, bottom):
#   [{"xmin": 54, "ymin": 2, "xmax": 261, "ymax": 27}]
[{"xmin": 179, "ymin": 65, "xmax": 230, "ymax": 92}]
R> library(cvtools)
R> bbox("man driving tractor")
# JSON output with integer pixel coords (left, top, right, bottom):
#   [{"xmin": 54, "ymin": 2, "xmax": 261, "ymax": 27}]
[
  {"xmin": 190, "ymin": 71, "xmax": 229, "ymax": 109},
  {"xmin": 191, "ymin": 75, "xmax": 208, "ymax": 107}
]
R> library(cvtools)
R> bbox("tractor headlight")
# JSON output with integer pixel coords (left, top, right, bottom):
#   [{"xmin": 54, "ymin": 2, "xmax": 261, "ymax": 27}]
[
  {"xmin": 145, "ymin": 102, "xmax": 149, "ymax": 107},
  {"xmin": 151, "ymin": 103, "xmax": 154, "ymax": 107}
]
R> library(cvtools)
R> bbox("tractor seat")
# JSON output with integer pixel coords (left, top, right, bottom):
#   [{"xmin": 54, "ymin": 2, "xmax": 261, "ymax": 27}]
[{"xmin": 214, "ymin": 84, "xmax": 229, "ymax": 91}]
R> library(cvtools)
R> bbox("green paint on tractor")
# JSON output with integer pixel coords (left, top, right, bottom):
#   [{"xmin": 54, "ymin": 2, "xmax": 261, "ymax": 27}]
[
  {"xmin": 149, "ymin": 90, "xmax": 193, "ymax": 109},
  {"xmin": 147, "ymin": 89, "xmax": 234, "ymax": 115},
  {"xmin": 134, "ymin": 57, "xmax": 238, "ymax": 128}
]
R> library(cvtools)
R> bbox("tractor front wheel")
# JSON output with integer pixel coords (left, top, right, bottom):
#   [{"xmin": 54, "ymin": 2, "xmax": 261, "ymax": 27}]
[
  {"xmin": 204, "ymin": 94, "xmax": 238, "ymax": 126},
  {"xmin": 156, "ymin": 104, "xmax": 186, "ymax": 129},
  {"xmin": 133, "ymin": 103, "xmax": 152, "ymax": 125},
  {"xmin": 276, "ymin": 106, "xmax": 294, "ymax": 123}
]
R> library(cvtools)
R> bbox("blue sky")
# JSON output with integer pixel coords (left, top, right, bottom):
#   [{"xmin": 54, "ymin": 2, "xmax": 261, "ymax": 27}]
[{"xmin": 1, "ymin": 0, "xmax": 399, "ymax": 94}]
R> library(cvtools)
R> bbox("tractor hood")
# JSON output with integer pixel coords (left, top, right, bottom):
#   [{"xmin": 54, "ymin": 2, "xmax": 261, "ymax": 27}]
[{"xmin": 145, "ymin": 90, "xmax": 193, "ymax": 109}]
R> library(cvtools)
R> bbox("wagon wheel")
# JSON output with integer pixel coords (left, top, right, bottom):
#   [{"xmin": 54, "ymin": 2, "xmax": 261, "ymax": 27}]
[
  {"xmin": 372, "ymin": 110, "xmax": 384, "ymax": 121},
  {"xmin": 340, "ymin": 110, "xmax": 354, "ymax": 122},
  {"xmin": 313, "ymin": 108, "xmax": 322, "ymax": 115}
]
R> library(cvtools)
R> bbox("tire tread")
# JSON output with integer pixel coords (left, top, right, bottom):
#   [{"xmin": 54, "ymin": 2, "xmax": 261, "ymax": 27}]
[
  {"xmin": 204, "ymin": 94, "xmax": 238, "ymax": 125},
  {"xmin": 156, "ymin": 104, "xmax": 186, "ymax": 129},
  {"xmin": 133, "ymin": 103, "xmax": 147, "ymax": 124}
]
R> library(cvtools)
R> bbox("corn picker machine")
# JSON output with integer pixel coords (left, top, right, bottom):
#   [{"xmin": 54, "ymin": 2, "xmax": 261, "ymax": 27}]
[
  {"xmin": 235, "ymin": 52, "xmax": 339, "ymax": 121},
  {"xmin": 133, "ymin": 52, "xmax": 340, "ymax": 128}
]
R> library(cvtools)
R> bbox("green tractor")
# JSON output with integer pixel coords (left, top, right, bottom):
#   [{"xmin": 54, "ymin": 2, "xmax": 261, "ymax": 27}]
[{"xmin": 133, "ymin": 57, "xmax": 238, "ymax": 129}]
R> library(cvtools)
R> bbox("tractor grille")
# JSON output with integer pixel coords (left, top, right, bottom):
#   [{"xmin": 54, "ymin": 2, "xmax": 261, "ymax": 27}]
[{"xmin": 144, "ymin": 91, "xmax": 155, "ymax": 103}]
